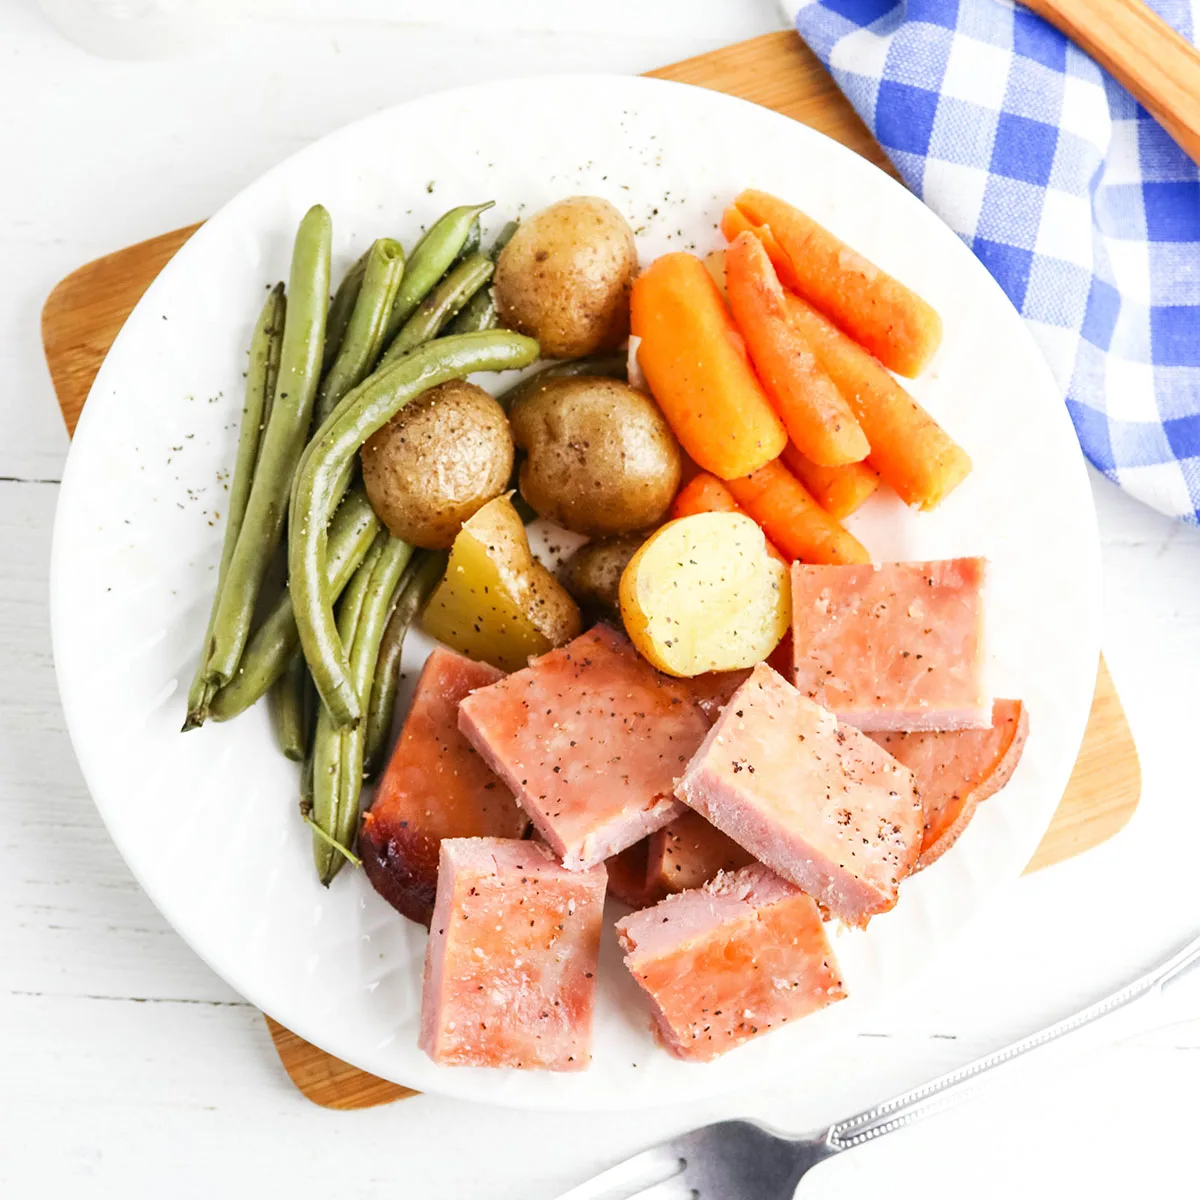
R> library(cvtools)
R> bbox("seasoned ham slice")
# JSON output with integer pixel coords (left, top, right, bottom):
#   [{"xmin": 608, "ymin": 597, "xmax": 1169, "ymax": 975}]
[
  {"xmin": 605, "ymin": 839, "xmax": 657, "ymax": 907},
  {"xmin": 870, "ymin": 698, "xmax": 1029, "ymax": 870},
  {"xmin": 457, "ymin": 624, "xmax": 710, "ymax": 870},
  {"xmin": 615, "ymin": 864, "xmax": 845, "ymax": 1061},
  {"xmin": 419, "ymin": 838, "xmax": 606, "ymax": 1070},
  {"xmin": 360, "ymin": 647, "xmax": 527, "ymax": 926},
  {"xmin": 676, "ymin": 663, "xmax": 922, "ymax": 925},
  {"xmin": 791, "ymin": 558, "xmax": 989, "ymax": 732},
  {"xmin": 646, "ymin": 810, "xmax": 754, "ymax": 897}
]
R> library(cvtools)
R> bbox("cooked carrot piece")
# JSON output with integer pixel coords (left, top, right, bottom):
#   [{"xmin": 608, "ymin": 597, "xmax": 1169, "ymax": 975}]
[
  {"xmin": 781, "ymin": 443, "xmax": 880, "ymax": 520},
  {"xmin": 727, "ymin": 189, "xmax": 943, "ymax": 378},
  {"xmin": 670, "ymin": 473, "xmax": 786, "ymax": 564},
  {"xmin": 725, "ymin": 459, "xmax": 871, "ymax": 565},
  {"xmin": 703, "ymin": 249, "xmax": 727, "ymax": 298},
  {"xmin": 785, "ymin": 294, "xmax": 971, "ymax": 511},
  {"xmin": 725, "ymin": 232, "xmax": 868, "ymax": 467},
  {"xmin": 630, "ymin": 252, "xmax": 787, "ymax": 480},
  {"xmin": 721, "ymin": 204, "xmax": 798, "ymax": 290}
]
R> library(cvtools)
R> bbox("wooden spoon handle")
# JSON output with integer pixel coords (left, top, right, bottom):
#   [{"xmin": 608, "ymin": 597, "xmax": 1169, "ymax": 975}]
[{"xmin": 1023, "ymin": 0, "xmax": 1200, "ymax": 163}]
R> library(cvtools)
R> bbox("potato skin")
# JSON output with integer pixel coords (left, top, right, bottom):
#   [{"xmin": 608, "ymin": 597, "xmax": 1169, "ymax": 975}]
[
  {"xmin": 361, "ymin": 381, "xmax": 513, "ymax": 550},
  {"xmin": 494, "ymin": 197, "xmax": 636, "ymax": 358},
  {"xmin": 558, "ymin": 534, "xmax": 646, "ymax": 616},
  {"xmin": 511, "ymin": 377, "xmax": 682, "ymax": 537},
  {"xmin": 419, "ymin": 494, "xmax": 582, "ymax": 672}
]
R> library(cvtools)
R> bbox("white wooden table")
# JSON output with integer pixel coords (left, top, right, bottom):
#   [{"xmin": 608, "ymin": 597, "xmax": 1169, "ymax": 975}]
[{"xmin": 3, "ymin": 3, "xmax": 1199, "ymax": 1196}]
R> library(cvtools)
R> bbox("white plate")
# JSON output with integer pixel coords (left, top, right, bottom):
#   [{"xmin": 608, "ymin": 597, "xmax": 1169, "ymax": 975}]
[{"xmin": 51, "ymin": 75, "xmax": 1100, "ymax": 1111}]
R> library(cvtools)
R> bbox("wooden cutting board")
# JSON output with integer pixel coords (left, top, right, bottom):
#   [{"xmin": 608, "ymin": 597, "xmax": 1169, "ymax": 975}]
[{"xmin": 42, "ymin": 29, "xmax": 1140, "ymax": 1111}]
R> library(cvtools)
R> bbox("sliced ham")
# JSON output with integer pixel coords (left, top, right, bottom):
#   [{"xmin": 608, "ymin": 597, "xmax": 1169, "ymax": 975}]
[
  {"xmin": 791, "ymin": 558, "xmax": 989, "ymax": 732},
  {"xmin": 360, "ymin": 647, "xmax": 527, "ymax": 926},
  {"xmin": 457, "ymin": 624, "xmax": 710, "ymax": 870},
  {"xmin": 683, "ymin": 668, "xmax": 753, "ymax": 723},
  {"xmin": 615, "ymin": 864, "xmax": 846, "ymax": 1062},
  {"xmin": 676, "ymin": 663, "xmax": 922, "ymax": 925},
  {"xmin": 871, "ymin": 698, "xmax": 1029, "ymax": 871},
  {"xmin": 605, "ymin": 839, "xmax": 657, "ymax": 907},
  {"xmin": 419, "ymin": 838, "xmax": 606, "ymax": 1071},
  {"xmin": 646, "ymin": 809, "xmax": 754, "ymax": 897}
]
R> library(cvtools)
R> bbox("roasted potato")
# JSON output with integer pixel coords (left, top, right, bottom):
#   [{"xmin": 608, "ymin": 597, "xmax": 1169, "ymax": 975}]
[
  {"xmin": 619, "ymin": 512, "xmax": 790, "ymax": 677},
  {"xmin": 493, "ymin": 197, "xmax": 636, "ymax": 358},
  {"xmin": 420, "ymin": 494, "xmax": 581, "ymax": 671},
  {"xmin": 361, "ymin": 380, "xmax": 513, "ymax": 549},
  {"xmin": 510, "ymin": 377, "xmax": 681, "ymax": 537},
  {"xmin": 558, "ymin": 534, "xmax": 646, "ymax": 616}
]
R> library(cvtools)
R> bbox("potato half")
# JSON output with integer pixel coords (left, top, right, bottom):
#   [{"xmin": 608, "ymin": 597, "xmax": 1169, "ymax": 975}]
[
  {"xmin": 619, "ymin": 512, "xmax": 790, "ymax": 677},
  {"xmin": 420, "ymin": 494, "xmax": 581, "ymax": 672}
]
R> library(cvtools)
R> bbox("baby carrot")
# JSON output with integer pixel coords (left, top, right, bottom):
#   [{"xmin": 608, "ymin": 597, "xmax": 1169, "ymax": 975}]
[
  {"xmin": 630, "ymin": 252, "xmax": 786, "ymax": 480},
  {"xmin": 721, "ymin": 203, "xmax": 797, "ymax": 289},
  {"xmin": 781, "ymin": 443, "xmax": 880, "ymax": 520},
  {"xmin": 725, "ymin": 458, "xmax": 871, "ymax": 566},
  {"xmin": 726, "ymin": 189, "xmax": 943, "ymax": 378},
  {"xmin": 725, "ymin": 231, "xmax": 868, "ymax": 467},
  {"xmin": 785, "ymin": 294, "xmax": 972, "ymax": 511},
  {"xmin": 670, "ymin": 473, "xmax": 786, "ymax": 564}
]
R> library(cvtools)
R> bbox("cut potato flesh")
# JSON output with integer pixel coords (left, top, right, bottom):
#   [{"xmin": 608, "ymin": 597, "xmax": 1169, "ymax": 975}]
[
  {"xmin": 420, "ymin": 494, "xmax": 581, "ymax": 672},
  {"xmin": 619, "ymin": 512, "xmax": 790, "ymax": 677}
]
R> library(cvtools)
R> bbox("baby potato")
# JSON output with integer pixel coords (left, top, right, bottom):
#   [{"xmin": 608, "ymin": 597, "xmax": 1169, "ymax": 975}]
[
  {"xmin": 361, "ymin": 380, "xmax": 513, "ymax": 549},
  {"xmin": 420, "ymin": 494, "xmax": 581, "ymax": 672},
  {"xmin": 510, "ymin": 377, "xmax": 681, "ymax": 537},
  {"xmin": 558, "ymin": 534, "xmax": 646, "ymax": 617},
  {"xmin": 619, "ymin": 512, "xmax": 790, "ymax": 677},
  {"xmin": 493, "ymin": 197, "xmax": 636, "ymax": 358}
]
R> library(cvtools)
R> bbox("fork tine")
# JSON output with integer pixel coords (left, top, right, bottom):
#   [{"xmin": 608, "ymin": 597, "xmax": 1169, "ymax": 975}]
[{"xmin": 551, "ymin": 1143, "xmax": 686, "ymax": 1200}]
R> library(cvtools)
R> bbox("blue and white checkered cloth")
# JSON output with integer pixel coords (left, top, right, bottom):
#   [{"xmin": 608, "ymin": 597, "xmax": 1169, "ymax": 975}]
[{"xmin": 789, "ymin": 0, "xmax": 1200, "ymax": 524}]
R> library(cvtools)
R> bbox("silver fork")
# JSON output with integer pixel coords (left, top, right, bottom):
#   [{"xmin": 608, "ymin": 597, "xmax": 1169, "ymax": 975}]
[{"xmin": 554, "ymin": 930, "xmax": 1200, "ymax": 1200}]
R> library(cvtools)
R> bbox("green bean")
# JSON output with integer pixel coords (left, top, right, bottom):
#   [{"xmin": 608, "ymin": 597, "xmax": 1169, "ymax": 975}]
[
  {"xmin": 382, "ymin": 202, "xmax": 492, "ymax": 344},
  {"xmin": 271, "ymin": 652, "xmax": 310, "ymax": 762},
  {"xmin": 183, "ymin": 283, "xmax": 285, "ymax": 731},
  {"xmin": 311, "ymin": 531, "xmax": 386, "ymax": 885},
  {"xmin": 289, "ymin": 330, "xmax": 539, "ymax": 727},
  {"xmin": 454, "ymin": 217, "xmax": 481, "ymax": 262},
  {"xmin": 204, "ymin": 204, "xmax": 332, "ymax": 688},
  {"xmin": 496, "ymin": 351, "xmax": 628, "ymax": 413},
  {"xmin": 315, "ymin": 238, "xmax": 405, "ymax": 425},
  {"xmin": 322, "ymin": 251, "xmax": 368, "ymax": 374},
  {"xmin": 487, "ymin": 220, "xmax": 519, "ymax": 259},
  {"xmin": 362, "ymin": 549, "xmax": 447, "ymax": 778},
  {"xmin": 299, "ymin": 740, "xmax": 315, "ymax": 818},
  {"xmin": 208, "ymin": 486, "xmax": 379, "ymax": 721},
  {"xmin": 442, "ymin": 221, "xmax": 516, "ymax": 335},
  {"xmin": 329, "ymin": 535, "xmax": 413, "ymax": 869},
  {"xmin": 443, "ymin": 285, "xmax": 496, "ymax": 335},
  {"xmin": 378, "ymin": 253, "xmax": 494, "ymax": 366}
]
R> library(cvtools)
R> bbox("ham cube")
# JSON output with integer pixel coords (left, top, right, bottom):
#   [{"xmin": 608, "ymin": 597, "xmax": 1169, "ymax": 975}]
[
  {"xmin": 458, "ymin": 624, "xmax": 710, "ymax": 870},
  {"xmin": 791, "ymin": 558, "xmax": 989, "ymax": 732},
  {"xmin": 605, "ymin": 813, "xmax": 752, "ymax": 907},
  {"xmin": 360, "ymin": 647, "xmax": 527, "ymax": 926},
  {"xmin": 616, "ymin": 864, "xmax": 845, "ymax": 1062},
  {"xmin": 871, "ymin": 698, "xmax": 1029, "ymax": 871},
  {"xmin": 420, "ymin": 838, "xmax": 606, "ymax": 1070},
  {"xmin": 605, "ymin": 839, "xmax": 658, "ymax": 907},
  {"xmin": 684, "ymin": 668, "xmax": 753, "ymax": 723},
  {"xmin": 676, "ymin": 663, "xmax": 922, "ymax": 925},
  {"xmin": 647, "ymin": 809, "xmax": 754, "ymax": 897}
]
